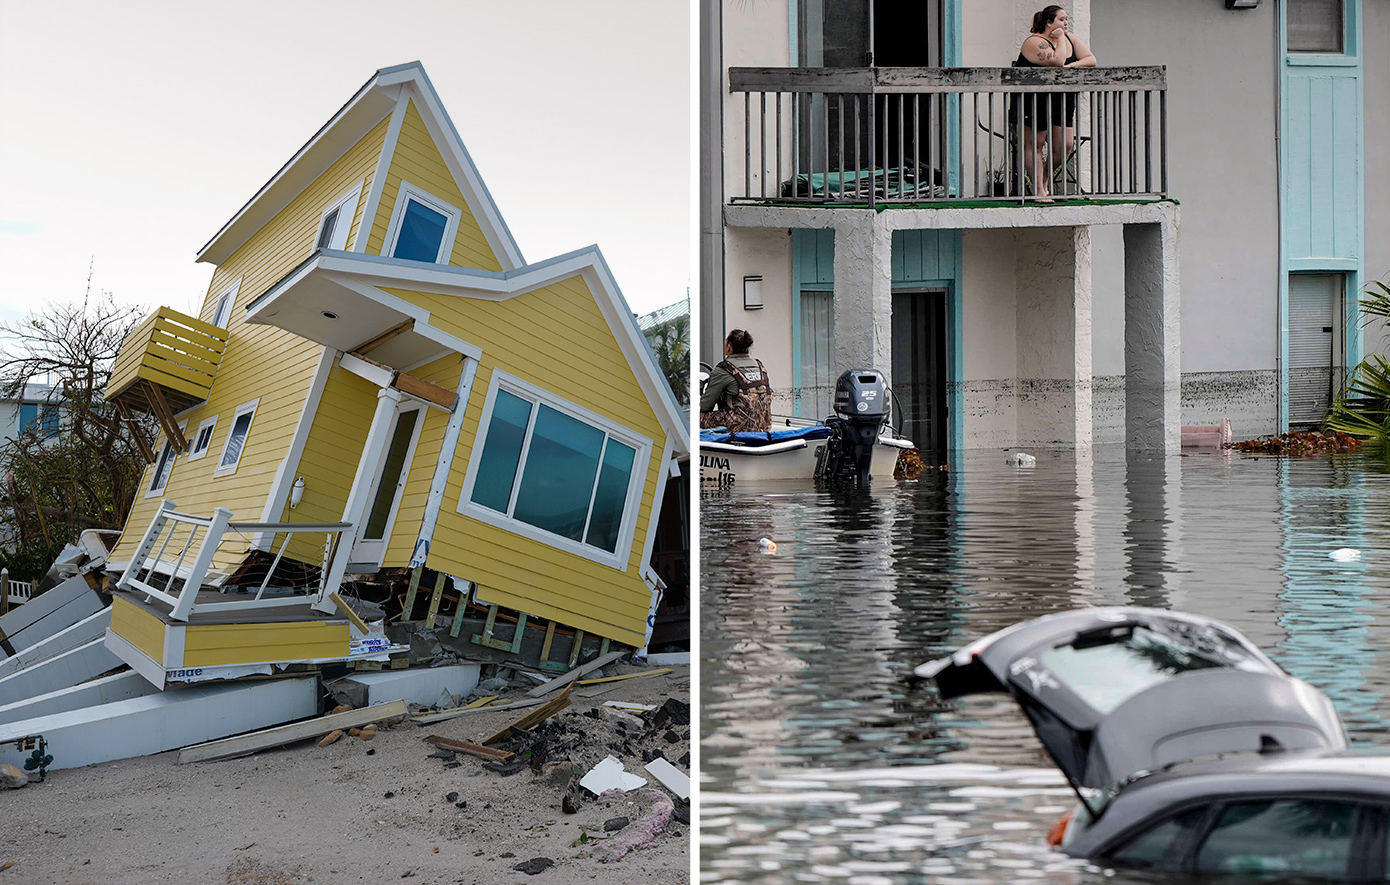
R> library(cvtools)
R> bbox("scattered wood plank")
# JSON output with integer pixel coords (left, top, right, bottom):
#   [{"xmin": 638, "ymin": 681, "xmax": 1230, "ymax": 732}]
[
  {"xmin": 423, "ymin": 735, "xmax": 514, "ymax": 761},
  {"xmin": 577, "ymin": 668, "xmax": 673, "ymax": 686},
  {"xmin": 480, "ymin": 687, "xmax": 572, "ymax": 745},
  {"xmin": 177, "ymin": 700, "xmax": 408, "ymax": 764},
  {"xmin": 410, "ymin": 697, "xmax": 547, "ymax": 725},
  {"xmin": 579, "ymin": 684, "xmax": 624, "ymax": 699},
  {"xmin": 525, "ymin": 650, "xmax": 625, "ymax": 698},
  {"xmin": 461, "ymin": 695, "xmax": 498, "ymax": 709}
]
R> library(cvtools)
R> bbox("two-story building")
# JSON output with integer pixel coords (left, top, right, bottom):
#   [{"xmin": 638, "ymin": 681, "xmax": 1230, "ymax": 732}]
[
  {"xmin": 102, "ymin": 63, "xmax": 689, "ymax": 686},
  {"xmin": 700, "ymin": 0, "xmax": 1388, "ymax": 455}
]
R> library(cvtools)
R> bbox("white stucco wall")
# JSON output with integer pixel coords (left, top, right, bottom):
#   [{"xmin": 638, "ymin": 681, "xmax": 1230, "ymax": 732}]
[
  {"xmin": 722, "ymin": 228, "xmax": 796, "ymax": 414},
  {"xmin": 961, "ymin": 228, "xmax": 1018, "ymax": 446}
]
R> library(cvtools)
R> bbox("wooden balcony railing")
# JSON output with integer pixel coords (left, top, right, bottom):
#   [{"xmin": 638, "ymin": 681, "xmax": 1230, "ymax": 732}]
[
  {"xmin": 728, "ymin": 66, "xmax": 1167, "ymax": 207},
  {"xmin": 106, "ymin": 307, "xmax": 228, "ymax": 456}
]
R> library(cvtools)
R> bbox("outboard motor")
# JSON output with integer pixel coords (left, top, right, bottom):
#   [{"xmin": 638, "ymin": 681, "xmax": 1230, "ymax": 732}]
[{"xmin": 817, "ymin": 369, "xmax": 890, "ymax": 484}]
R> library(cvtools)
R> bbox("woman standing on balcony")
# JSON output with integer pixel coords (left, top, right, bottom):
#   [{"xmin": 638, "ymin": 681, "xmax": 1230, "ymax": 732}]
[{"xmin": 1013, "ymin": 5, "xmax": 1096, "ymax": 200}]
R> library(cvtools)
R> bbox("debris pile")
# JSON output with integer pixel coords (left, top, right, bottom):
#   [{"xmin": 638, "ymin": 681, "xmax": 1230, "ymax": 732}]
[
  {"xmin": 894, "ymin": 447, "xmax": 947, "ymax": 479},
  {"xmin": 1231, "ymin": 430, "xmax": 1364, "ymax": 455}
]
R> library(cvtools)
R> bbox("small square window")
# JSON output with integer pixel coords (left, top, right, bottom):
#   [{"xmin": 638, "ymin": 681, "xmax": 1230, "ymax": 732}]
[
  {"xmin": 187, "ymin": 415, "xmax": 218, "ymax": 461},
  {"xmin": 214, "ymin": 399, "xmax": 259, "ymax": 477},
  {"xmin": 384, "ymin": 182, "xmax": 461, "ymax": 264},
  {"xmin": 1288, "ymin": 0, "xmax": 1344, "ymax": 53},
  {"xmin": 146, "ymin": 421, "xmax": 188, "ymax": 496},
  {"xmin": 212, "ymin": 279, "xmax": 240, "ymax": 329},
  {"xmin": 314, "ymin": 182, "xmax": 362, "ymax": 253}
]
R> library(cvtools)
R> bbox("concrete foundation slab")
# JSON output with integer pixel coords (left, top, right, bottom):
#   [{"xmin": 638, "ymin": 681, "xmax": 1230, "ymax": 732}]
[
  {"xmin": 327, "ymin": 663, "xmax": 481, "ymax": 709},
  {"xmin": 0, "ymin": 671, "xmax": 156, "ymax": 726},
  {"xmin": 0, "ymin": 676, "xmax": 319, "ymax": 772},
  {"xmin": 0, "ymin": 575, "xmax": 104, "ymax": 658},
  {"xmin": 0, "ymin": 608, "xmax": 112, "ymax": 680},
  {"xmin": 0, "ymin": 637, "xmax": 122, "ymax": 707}
]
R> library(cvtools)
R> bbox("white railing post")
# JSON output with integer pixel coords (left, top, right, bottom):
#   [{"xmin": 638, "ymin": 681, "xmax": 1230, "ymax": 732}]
[
  {"xmin": 118, "ymin": 500, "xmax": 177, "ymax": 591},
  {"xmin": 169, "ymin": 506, "xmax": 233, "ymax": 622}
]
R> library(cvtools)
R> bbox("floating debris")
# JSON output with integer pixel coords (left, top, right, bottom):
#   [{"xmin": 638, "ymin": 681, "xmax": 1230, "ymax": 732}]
[
  {"xmin": 1006, "ymin": 452, "xmax": 1037, "ymax": 468},
  {"xmin": 1330, "ymin": 548, "xmax": 1363, "ymax": 562},
  {"xmin": 1231, "ymin": 430, "xmax": 1363, "ymax": 455}
]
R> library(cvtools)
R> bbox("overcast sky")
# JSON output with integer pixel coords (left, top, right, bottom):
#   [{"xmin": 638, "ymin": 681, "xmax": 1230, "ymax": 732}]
[{"xmin": 0, "ymin": 0, "xmax": 692, "ymax": 332}]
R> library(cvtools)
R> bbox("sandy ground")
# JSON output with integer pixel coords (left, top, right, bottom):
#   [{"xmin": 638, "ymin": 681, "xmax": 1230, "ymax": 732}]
[{"xmin": 2, "ymin": 664, "xmax": 690, "ymax": 885}]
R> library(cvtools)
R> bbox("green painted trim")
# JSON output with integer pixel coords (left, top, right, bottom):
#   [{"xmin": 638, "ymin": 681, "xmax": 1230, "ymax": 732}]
[
  {"xmin": 1278, "ymin": 0, "xmax": 1365, "ymax": 431},
  {"xmin": 949, "ymin": 230, "xmax": 963, "ymax": 453},
  {"xmin": 791, "ymin": 229, "xmax": 803, "ymax": 418}
]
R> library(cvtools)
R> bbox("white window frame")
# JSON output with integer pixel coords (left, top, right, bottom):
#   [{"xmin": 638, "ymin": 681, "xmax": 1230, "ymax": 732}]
[
  {"xmin": 213, "ymin": 398, "xmax": 260, "ymax": 478},
  {"xmin": 383, "ymin": 181, "xmax": 462, "ymax": 264},
  {"xmin": 145, "ymin": 421, "xmax": 188, "ymax": 497},
  {"xmin": 211, "ymin": 279, "xmax": 240, "ymax": 329},
  {"xmin": 187, "ymin": 415, "xmax": 218, "ymax": 462},
  {"xmin": 457, "ymin": 371, "xmax": 651, "ymax": 570},
  {"xmin": 315, "ymin": 180, "xmax": 364, "ymax": 252}
]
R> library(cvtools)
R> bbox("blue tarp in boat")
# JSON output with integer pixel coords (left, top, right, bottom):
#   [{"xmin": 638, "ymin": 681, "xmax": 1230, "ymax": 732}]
[{"xmin": 699, "ymin": 426, "xmax": 833, "ymax": 445}]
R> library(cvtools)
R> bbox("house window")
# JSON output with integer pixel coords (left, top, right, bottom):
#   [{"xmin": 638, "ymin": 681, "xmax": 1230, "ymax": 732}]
[
  {"xmin": 315, "ymin": 181, "xmax": 362, "ymax": 252},
  {"xmin": 146, "ymin": 421, "xmax": 188, "ymax": 496},
  {"xmin": 384, "ymin": 182, "xmax": 462, "ymax": 264},
  {"xmin": 460, "ymin": 373, "xmax": 650, "ymax": 566},
  {"xmin": 212, "ymin": 279, "xmax": 240, "ymax": 329},
  {"xmin": 19, "ymin": 403, "xmax": 59, "ymax": 439},
  {"xmin": 187, "ymin": 415, "xmax": 218, "ymax": 461},
  {"xmin": 214, "ymin": 399, "xmax": 259, "ymax": 477},
  {"xmin": 1288, "ymin": 0, "xmax": 1344, "ymax": 53}
]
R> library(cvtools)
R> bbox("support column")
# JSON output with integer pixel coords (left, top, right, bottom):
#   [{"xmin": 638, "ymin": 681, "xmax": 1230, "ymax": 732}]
[
  {"xmin": 1015, "ymin": 226, "xmax": 1093, "ymax": 447},
  {"xmin": 1124, "ymin": 219, "xmax": 1181, "ymax": 451},
  {"xmin": 832, "ymin": 212, "xmax": 893, "ymax": 379}
]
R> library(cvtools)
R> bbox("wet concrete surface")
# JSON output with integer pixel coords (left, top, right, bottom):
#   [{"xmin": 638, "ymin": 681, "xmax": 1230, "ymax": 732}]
[{"xmin": 700, "ymin": 448, "xmax": 1390, "ymax": 884}]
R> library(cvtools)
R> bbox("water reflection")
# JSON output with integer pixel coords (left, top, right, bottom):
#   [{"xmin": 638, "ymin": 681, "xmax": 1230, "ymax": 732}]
[{"xmin": 701, "ymin": 449, "xmax": 1390, "ymax": 884}]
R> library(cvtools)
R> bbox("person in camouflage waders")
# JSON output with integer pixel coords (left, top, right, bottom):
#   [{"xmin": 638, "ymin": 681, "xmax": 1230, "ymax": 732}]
[{"xmin": 700, "ymin": 329, "xmax": 773, "ymax": 434}]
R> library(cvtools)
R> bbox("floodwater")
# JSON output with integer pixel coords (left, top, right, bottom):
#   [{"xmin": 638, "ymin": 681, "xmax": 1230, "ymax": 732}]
[{"xmin": 699, "ymin": 448, "xmax": 1390, "ymax": 884}]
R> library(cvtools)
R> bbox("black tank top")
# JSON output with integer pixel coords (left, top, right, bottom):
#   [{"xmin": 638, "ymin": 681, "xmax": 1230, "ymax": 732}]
[{"xmin": 1014, "ymin": 38, "xmax": 1077, "ymax": 67}]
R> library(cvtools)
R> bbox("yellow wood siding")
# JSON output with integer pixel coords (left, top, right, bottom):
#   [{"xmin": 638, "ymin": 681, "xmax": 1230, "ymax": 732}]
[
  {"xmin": 379, "ymin": 277, "xmax": 667, "ymax": 646},
  {"xmin": 182, "ymin": 620, "xmax": 350, "ymax": 667},
  {"xmin": 109, "ymin": 595, "xmax": 167, "ymax": 666},
  {"xmin": 268, "ymin": 363, "xmax": 379, "ymax": 562},
  {"xmin": 113, "ymin": 114, "xmax": 393, "ymax": 570},
  {"xmin": 364, "ymin": 101, "xmax": 502, "ymax": 272}
]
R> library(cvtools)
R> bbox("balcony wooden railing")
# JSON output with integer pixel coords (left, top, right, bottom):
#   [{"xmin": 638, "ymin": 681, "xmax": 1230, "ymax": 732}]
[
  {"xmin": 106, "ymin": 307, "xmax": 228, "ymax": 456},
  {"xmin": 728, "ymin": 66, "xmax": 1166, "ymax": 207}
]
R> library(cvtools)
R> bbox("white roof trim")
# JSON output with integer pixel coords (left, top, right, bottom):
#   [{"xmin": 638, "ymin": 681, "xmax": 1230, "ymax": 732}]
[{"xmin": 198, "ymin": 62, "xmax": 523, "ymax": 271}]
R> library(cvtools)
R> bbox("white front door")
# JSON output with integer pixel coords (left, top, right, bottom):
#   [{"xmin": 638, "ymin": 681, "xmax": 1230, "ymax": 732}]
[{"xmin": 349, "ymin": 404, "xmax": 425, "ymax": 568}]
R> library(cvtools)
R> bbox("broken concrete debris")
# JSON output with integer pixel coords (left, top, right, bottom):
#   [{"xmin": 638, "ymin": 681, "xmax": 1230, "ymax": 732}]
[{"xmin": 579, "ymin": 756, "xmax": 648, "ymax": 795}]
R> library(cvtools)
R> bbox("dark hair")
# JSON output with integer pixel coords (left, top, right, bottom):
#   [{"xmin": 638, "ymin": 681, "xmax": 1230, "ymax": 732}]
[
  {"xmin": 1031, "ymin": 5, "xmax": 1064, "ymax": 33},
  {"xmin": 725, "ymin": 329, "xmax": 754, "ymax": 352}
]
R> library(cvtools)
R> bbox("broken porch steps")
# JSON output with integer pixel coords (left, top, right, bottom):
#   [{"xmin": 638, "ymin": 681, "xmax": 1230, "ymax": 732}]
[
  {"xmin": 0, "ymin": 607, "xmax": 112, "ymax": 683},
  {"xmin": 0, "ymin": 671, "xmax": 157, "ymax": 727},
  {"xmin": 0, "ymin": 637, "xmax": 122, "ymax": 708},
  {"xmin": 0, "ymin": 676, "xmax": 318, "ymax": 773},
  {"xmin": 0, "ymin": 574, "xmax": 105, "ymax": 659}
]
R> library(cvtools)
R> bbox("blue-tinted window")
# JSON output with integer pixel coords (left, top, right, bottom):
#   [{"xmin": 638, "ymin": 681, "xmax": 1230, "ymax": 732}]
[
  {"xmin": 585, "ymin": 441, "xmax": 636, "ymax": 552},
  {"xmin": 392, "ymin": 198, "xmax": 448, "ymax": 262},
  {"xmin": 512, "ymin": 405, "xmax": 605, "ymax": 541},
  {"xmin": 19, "ymin": 403, "xmax": 58, "ymax": 439},
  {"xmin": 471, "ymin": 391, "xmax": 533, "ymax": 512},
  {"xmin": 19, "ymin": 403, "xmax": 37, "ymax": 434}
]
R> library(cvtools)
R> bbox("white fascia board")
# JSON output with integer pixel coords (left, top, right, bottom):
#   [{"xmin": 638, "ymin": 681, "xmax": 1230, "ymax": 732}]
[
  {"xmin": 401, "ymin": 74, "xmax": 524, "ymax": 271},
  {"xmin": 198, "ymin": 73, "xmax": 403, "ymax": 265},
  {"xmin": 339, "ymin": 352, "xmax": 396, "ymax": 388}
]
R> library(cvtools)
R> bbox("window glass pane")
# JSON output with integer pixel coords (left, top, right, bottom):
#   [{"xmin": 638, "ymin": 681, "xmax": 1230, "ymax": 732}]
[
  {"xmin": 316, "ymin": 207, "xmax": 340, "ymax": 250},
  {"xmin": 194, "ymin": 425, "xmax": 214, "ymax": 454},
  {"xmin": 584, "ymin": 440, "xmax": 636, "ymax": 552},
  {"xmin": 151, "ymin": 442, "xmax": 176, "ymax": 492},
  {"xmin": 1196, "ymin": 799, "xmax": 1356, "ymax": 877},
  {"xmin": 214, "ymin": 293, "xmax": 233, "ymax": 328},
  {"xmin": 1039, "ymin": 624, "xmax": 1266, "ymax": 714},
  {"xmin": 363, "ymin": 410, "xmax": 419, "ymax": 540},
  {"xmin": 19, "ymin": 403, "xmax": 36, "ymax": 434},
  {"xmin": 220, "ymin": 412, "xmax": 253, "ymax": 468},
  {"xmin": 471, "ymin": 391, "xmax": 533, "ymax": 512},
  {"xmin": 392, "ymin": 199, "xmax": 448, "ymax": 262},
  {"xmin": 512, "ymin": 404, "xmax": 604, "ymax": 541},
  {"xmin": 1109, "ymin": 807, "xmax": 1207, "ymax": 870},
  {"xmin": 1288, "ymin": 0, "xmax": 1343, "ymax": 53}
]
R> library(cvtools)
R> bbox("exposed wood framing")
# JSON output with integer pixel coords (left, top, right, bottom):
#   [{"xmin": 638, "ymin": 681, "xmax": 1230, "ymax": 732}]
[
  {"xmin": 425, "ymin": 570, "xmax": 446, "ymax": 629},
  {"xmin": 115, "ymin": 400, "xmax": 156, "ymax": 463},
  {"xmin": 401, "ymin": 565, "xmax": 423, "ymax": 622},
  {"xmin": 526, "ymin": 650, "xmax": 626, "ymax": 699},
  {"xmin": 353, "ymin": 319, "xmax": 415, "ymax": 356},
  {"xmin": 144, "ymin": 381, "xmax": 188, "ymax": 452},
  {"xmin": 393, "ymin": 372, "xmax": 456, "ymax": 410}
]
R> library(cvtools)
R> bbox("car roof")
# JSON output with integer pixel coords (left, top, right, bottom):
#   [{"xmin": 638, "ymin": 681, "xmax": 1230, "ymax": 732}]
[{"xmin": 1132, "ymin": 748, "xmax": 1390, "ymax": 786}]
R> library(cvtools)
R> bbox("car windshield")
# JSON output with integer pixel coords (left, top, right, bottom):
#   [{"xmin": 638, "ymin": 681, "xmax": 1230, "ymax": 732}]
[{"xmin": 1039, "ymin": 623, "xmax": 1269, "ymax": 714}]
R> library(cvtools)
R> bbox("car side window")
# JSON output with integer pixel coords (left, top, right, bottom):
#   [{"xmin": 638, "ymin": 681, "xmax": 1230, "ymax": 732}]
[
  {"xmin": 1108, "ymin": 806, "xmax": 1208, "ymax": 869},
  {"xmin": 1195, "ymin": 799, "xmax": 1357, "ymax": 878}
]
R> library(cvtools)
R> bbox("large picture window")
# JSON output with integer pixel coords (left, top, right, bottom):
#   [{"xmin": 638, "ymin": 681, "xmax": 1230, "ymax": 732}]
[{"xmin": 460, "ymin": 373, "xmax": 649, "ymax": 567}]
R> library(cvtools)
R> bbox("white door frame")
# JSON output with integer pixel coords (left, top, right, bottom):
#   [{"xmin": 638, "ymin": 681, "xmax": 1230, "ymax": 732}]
[{"xmin": 349, "ymin": 400, "xmax": 426, "ymax": 568}]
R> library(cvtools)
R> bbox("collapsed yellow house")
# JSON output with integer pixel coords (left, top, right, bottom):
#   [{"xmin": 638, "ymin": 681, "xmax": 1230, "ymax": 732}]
[{"xmin": 102, "ymin": 62, "xmax": 689, "ymax": 687}]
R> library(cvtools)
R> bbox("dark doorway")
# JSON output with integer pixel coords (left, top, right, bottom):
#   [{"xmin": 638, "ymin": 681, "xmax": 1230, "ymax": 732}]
[{"xmin": 891, "ymin": 289, "xmax": 948, "ymax": 458}]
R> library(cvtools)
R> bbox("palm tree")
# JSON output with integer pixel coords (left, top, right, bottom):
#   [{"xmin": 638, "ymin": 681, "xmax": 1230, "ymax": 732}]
[
  {"xmin": 1326, "ymin": 280, "xmax": 1390, "ymax": 447},
  {"xmin": 648, "ymin": 315, "xmax": 690, "ymax": 406}
]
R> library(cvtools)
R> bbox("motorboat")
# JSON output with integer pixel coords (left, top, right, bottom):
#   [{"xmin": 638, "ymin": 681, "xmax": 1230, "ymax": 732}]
[{"xmin": 699, "ymin": 368, "xmax": 914, "ymax": 485}]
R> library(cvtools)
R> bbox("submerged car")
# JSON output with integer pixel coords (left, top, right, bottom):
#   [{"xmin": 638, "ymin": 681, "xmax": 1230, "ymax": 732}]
[{"xmin": 915, "ymin": 608, "xmax": 1390, "ymax": 880}]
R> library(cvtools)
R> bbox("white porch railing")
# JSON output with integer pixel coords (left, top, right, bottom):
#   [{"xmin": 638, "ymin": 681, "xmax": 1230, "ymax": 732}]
[
  {"xmin": 117, "ymin": 500, "xmax": 351, "ymax": 623},
  {"xmin": 2, "ymin": 569, "xmax": 34, "ymax": 606}
]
